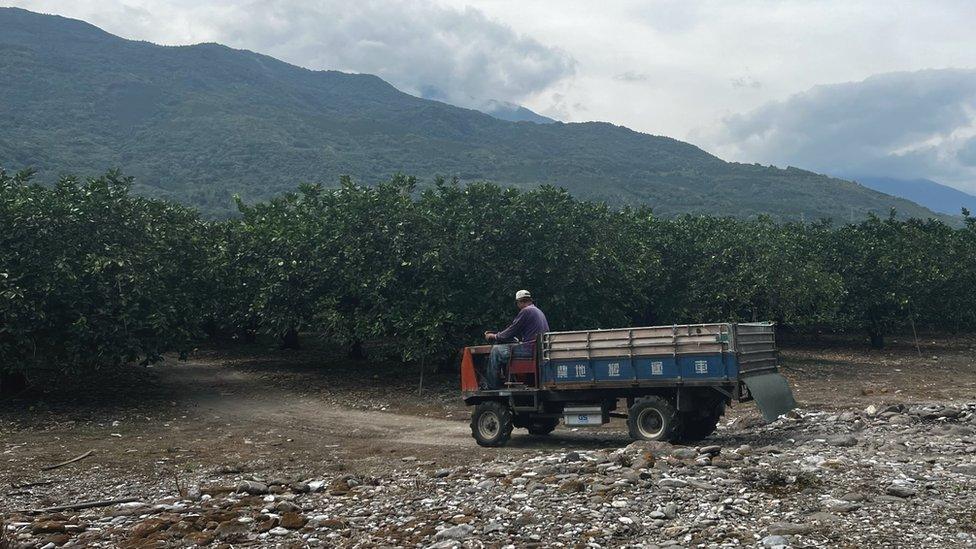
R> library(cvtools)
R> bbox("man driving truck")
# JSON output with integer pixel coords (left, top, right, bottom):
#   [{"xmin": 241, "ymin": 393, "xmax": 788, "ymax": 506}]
[{"xmin": 483, "ymin": 290, "xmax": 550, "ymax": 389}]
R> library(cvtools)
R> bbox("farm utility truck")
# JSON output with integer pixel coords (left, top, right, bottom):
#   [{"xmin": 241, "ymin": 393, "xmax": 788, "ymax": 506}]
[{"xmin": 460, "ymin": 322, "xmax": 796, "ymax": 447}]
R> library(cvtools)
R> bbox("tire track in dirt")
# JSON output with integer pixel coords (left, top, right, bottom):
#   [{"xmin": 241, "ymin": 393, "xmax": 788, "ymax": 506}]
[
  {"xmin": 163, "ymin": 359, "xmax": 473, "ymax": 449},
  {"xmin": 159, "ymin": 359, "xmax": 631, "ymax": 456}
]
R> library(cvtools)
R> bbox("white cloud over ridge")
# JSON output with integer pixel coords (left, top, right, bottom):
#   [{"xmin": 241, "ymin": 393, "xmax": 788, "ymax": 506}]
[
  {"xmin": 710, "ymin": 70, "xmax": 976, "ymax": 193},
  {"xmin": 10, "ymin": 0, "xmax": 575, "ymax": 111}
]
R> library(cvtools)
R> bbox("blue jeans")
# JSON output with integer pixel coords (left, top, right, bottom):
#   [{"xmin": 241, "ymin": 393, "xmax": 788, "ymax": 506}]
[{"xmin": 487, "ymin": 344, "xmax": 511, "ymax": 389}]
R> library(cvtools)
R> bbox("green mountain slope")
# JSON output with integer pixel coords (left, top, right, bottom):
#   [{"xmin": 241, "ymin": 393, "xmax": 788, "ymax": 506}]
[{"xmin": 0, "ymin": 8, "xmax": 946, "ymax": 220}]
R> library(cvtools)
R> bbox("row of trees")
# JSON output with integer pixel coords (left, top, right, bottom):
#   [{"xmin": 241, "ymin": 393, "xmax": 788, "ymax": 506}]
[
  {"xmin": 0, "ymin": 169, "xmax": 211, "ymax": 378},
  {"xmin": 2, "ymin": 168, "xmax": 975, "ymax": 378}
]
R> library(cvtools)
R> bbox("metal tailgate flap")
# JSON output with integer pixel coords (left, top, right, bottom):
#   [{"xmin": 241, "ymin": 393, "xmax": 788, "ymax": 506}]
[{"xmin": 743, "ymin": 373, "xmax": 797, "ymax": 422}]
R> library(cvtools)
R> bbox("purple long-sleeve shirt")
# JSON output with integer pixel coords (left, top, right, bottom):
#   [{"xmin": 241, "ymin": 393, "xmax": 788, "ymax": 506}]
[{"xmin": 496, "ymin": 304, "xmax": 549, "ymax": 342}]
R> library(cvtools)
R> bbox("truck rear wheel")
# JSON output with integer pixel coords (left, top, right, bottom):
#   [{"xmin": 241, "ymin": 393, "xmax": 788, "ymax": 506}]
[
  {"xmin": 627, "ymin": 396, "xmax": 679, "ymax": 442},
  {"xmin": 470, "ymin": 401, "xmax": 514, "ymax": 447},
  {"xmin": 676, "ymin": 411, "xmax": 721, "ymax": 442},
  {"xmin": 676, "ymin": 401, "xmax": 725, "ymax": 442},
  {"xmin": 526, "ymin": 417, "xmax": 559, "ymax": 436}
]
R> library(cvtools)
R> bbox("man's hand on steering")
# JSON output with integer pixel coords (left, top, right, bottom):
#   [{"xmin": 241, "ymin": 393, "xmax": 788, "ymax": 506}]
[{"xmin": 484, "ymin": 331, "xmax": 496, "ymax": 342}]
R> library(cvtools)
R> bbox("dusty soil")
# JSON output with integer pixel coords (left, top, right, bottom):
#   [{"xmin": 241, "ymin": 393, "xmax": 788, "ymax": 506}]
[
  {"xmin": 781, "ymin": 335, "xmax": 976, "ymax": 408},
  {"xmin": 1, "ymin": 337, "xmax": 975, "ymax": 547}
]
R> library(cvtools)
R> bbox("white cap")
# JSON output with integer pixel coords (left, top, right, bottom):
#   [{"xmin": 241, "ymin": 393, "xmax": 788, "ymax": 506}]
[{"xmin": 515, "ymin": 289, "xmax": 532, "ymax": 300}]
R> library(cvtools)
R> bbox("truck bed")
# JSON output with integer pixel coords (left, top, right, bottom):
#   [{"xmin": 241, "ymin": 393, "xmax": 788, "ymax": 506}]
[{"xmin": 540, "ymin": 322, "xmax": 775, "ymax": 387}]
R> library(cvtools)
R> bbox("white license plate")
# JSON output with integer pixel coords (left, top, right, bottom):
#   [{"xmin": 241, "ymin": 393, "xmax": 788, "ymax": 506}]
[{"xmin": 565, "ymin": 413, "xmax": 603, "ymax": 426}]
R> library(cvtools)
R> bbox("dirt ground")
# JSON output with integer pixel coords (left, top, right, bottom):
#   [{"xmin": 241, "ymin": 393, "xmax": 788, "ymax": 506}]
[{"xmin": 2, "ymin": 335, "xmax": 975, "ymax": 516}]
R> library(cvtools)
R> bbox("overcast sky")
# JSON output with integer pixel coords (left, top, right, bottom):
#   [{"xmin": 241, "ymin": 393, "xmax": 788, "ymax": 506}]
[{"xmin": 7, "ymin": 0, "xmax": 976, "ymax": 192}]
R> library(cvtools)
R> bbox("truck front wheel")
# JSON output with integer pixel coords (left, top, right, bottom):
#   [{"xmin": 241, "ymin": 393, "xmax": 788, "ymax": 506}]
[
  {"xmin": 627, "ymin": 396, "xmax": 679, "ymax": 442},
  {"xmin": 470, "ymin": 401, "xmax": 514, "ymax": 447}
]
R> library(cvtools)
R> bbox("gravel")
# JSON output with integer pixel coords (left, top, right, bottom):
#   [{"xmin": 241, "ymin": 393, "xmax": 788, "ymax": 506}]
[{"xmin": 2, "ymin": 401, "xmax": 976, "ymax": 548}]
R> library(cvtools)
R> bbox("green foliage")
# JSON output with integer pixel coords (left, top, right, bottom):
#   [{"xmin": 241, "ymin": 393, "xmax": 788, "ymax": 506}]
[
  {"xmin": 0, "ymin": 7, "xmax": 953, "ymax": 223},
  {"xmin": 0, "ymin": 168, "xmax": 210, "ymax": 374},
  {"xmin": 827, "ymin": 212, "xmax": 967, "ymax": 347},
  {"xmin": 3, "ymin": 166, "xmax": 975, "ymax": 377},
  {"xmin": 220, "ymin": 175, "xmax": 976, "ymax": 360},
  {"xmin": 217, "ymin": 178, "xmax": 659, "ymax": 360},
  {"xmin": 645, "ymin": 216, "xmax": 842, "ymax": 327}
]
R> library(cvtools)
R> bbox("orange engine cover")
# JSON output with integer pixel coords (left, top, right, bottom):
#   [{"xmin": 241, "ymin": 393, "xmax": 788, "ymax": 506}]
[{"xmin": 460, "ymin": 347, "xmax": 479, "ymax": 392}]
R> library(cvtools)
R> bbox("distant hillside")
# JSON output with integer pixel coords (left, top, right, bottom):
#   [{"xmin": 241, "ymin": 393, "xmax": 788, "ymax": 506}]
[
  {"xmin": 481, "ymin": 100, "xmax": 556, "ymax": 124},
  {"xmin": 0, "ymin": 8, "xmax": 946, "ymax": 221},
  {"xmin": 855, "ymin": 176, "xmax": 976, "ymax": 216}
]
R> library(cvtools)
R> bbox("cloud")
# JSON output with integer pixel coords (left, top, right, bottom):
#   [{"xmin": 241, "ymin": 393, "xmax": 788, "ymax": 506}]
[
  {"xmin": 10, "ymin": 0, "xmax": 575, "ymax": 112},
  {"xmin": 709, "ymin": 69, "xmax": 976, "ymax": 192},
  {"xmin": 956, "ymin": 136, "xmax": 976, "ymax": 167},
  {"xmin": 613, "ymin": 71, "xmax": 650, "ymax": 82},
  {"xmin": 730, "ymin": 76, "xmax": 761, "ymax": 89}
]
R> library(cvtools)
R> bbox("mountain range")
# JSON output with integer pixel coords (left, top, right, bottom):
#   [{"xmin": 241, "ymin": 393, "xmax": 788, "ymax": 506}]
[
  {"xmin": 853, "ymin": 176, "xmax": 976, "ymax": 216},
  {"xmin": 0, "ymin": 7, "xmax": 949, "ymax": 221}
]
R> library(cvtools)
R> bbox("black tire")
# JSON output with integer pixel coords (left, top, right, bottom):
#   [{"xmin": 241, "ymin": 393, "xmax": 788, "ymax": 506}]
[
  {"xmin": 470, "ymin": 401, "xmax": 514, "ymax": 447},
  {"xmin": 526, "ymin": 417, "xmax": 560, "ymax": 436},
  {"xmin": 676, "ymin": 412, "xmax": 721, "ymax": 442},
  {"xmin": 627, "ymin": 396, "xmax": 679, "ymax": 442},
  {"xmin": 678, "ymin": 402, "xmax": 725, "ymax": 442},
  {"xmin": 676, "ymin": 402, "xmax": 725, "ymax": 442}
]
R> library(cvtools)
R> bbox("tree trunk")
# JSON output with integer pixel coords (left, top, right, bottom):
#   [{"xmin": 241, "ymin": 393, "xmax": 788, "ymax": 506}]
[
  {"xmin": 436, "ymin": 350, "xmax": 462, "ymax": 373},
  {"xmin": 202, "ymin": 320, "xmax": 220, "ymax": 340},
  {"xmin": 868, "ymin": 329, "xmax": 884, "ymax": 350},
  {"xmin": 418, "ymin": 356, "xmax": 426, "ymax": 396},
  {"xmin": 280, "ymin": 326, "xmax": 300, "ymax": 350},
  {"xmin": 0, "ymin": 371, "xmax": 28, "ymax": 397},
  {"xmin": 348, "ymin": 340, "xmax": 367, "ymax": 359}
]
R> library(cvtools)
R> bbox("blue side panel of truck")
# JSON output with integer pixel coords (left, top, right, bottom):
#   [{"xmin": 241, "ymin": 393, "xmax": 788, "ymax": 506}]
[
  {"xmin": 542, "ymin": 360, "xmax": 591, "ymax": 383},
  {"xmin": 633, "ymin": 357, "xmax": 681, "ymax": 380},
  {"xmin": 678, "ymin": 354, "xmax": 738, "ymax": 379},
  {"xmin": 593, "ymin": 358, "xmax": 636, "ymax": 381},
  {"xmin": 542, "ymin": 353, "xmax": 739, "ymax": 384}
]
